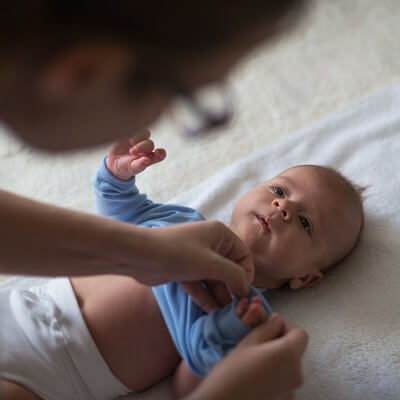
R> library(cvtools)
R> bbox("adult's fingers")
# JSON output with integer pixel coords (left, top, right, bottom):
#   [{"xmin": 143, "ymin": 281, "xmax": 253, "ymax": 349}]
[
  {"xmin": 204, "ymin": 281, "xmax": 232, "ymax": 307},
  {"xmin": 180, "ymin": 281, "xmax": 219, "ymax": 313},
  {"xmin": 185, "ymin": 315, "xmax": 305, "ymax": 400},
  {"xmin": 146, "ymin": 220, "xmax": 253, "ymax": 296},
  {"xmin": 235, "ymin": 316, "xmax": 308, "ymax": 360},
  {"xmin": 180, "ymin": 280, "xmax": 232, "ymax": 313},
  {"xmin": 198, "ymin": 257, "xmax": 250, "ymax": 299},
  {"xmin": 196, "ymin": 221, "xmax": 254, "ymax": 298},
  {"xmin": 216, "ymin": 223, "xmax": 255, "ymax": 284},
  {"xmin": 237, "ymin": 313, "xmax": 285, "ymax": 347},
  {"xmin": 278, "ymin": 321, "xmax": 309, "ymax": 358}
]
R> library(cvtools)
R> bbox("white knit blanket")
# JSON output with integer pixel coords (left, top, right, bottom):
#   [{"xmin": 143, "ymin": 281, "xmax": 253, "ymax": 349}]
[
  {"xmin": 2, "ymin": 82, "xmax": 400, "ymax": 400},
  {"xmin": 167, "ymin": 82, "xmax": 400, "ymax": 400}
]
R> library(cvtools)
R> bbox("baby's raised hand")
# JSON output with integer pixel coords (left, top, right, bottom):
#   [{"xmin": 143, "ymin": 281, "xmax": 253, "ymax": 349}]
[
  {"xmin": 106, "ymin": 129, "xmax": 166, "ymax": 180},
  {"xmin": 235, "ymin": 296, "xmax": 268, "ymax": 328}
]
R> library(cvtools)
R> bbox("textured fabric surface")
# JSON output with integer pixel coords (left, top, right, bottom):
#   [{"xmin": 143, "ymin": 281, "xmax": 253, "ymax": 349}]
[
  {"xmin": 1, "ymin": 1, "xmax": 400, "ymax": 399},
  {"xmin": 1, "ymin": 0, "xmax": 400, "ymax": 214},
  {"xmin": 153, "ymin": 283, "xmax": 272, "ymax": 378},
  {"xmin": 167, "ymin": 81, "xmax": 400, "ymax": 400},
  {"xmin": 3, "ymin": 78, "xmax": 400, "ymax": 400}
]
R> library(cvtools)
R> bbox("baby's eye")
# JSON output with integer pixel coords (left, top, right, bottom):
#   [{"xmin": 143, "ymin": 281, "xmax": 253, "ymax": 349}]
[
  {"xmin": 272, "ymin": 186, "xmax": 284, "ymax": 197},
  {"xmin": 299, "ymin": 216, "xmax": 310, "ymax": 232}
]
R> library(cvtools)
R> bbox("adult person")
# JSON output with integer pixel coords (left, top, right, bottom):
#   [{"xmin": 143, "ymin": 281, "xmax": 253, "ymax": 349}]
[{"xmin": 0, "ymin": 2, "xmax": 308, "ymax": 399}]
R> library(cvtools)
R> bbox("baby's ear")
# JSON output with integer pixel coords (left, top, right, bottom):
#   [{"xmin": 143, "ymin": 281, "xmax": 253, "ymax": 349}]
[{"xmin": 289, "ymin": 271, "xmax": 323, "ymax": 290}]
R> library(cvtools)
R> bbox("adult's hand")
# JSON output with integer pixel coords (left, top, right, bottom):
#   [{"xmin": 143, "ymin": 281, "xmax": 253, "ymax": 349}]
[
  {"xmin": 0, "ymin": 191, "xmax": 253, "ymax": 304},
  {"xmin": 186, "ymin": 314, "xmax": 308, "ymax": 400},
  {"xmin": 180, "ymin": 280, "xmax": 233, "ymax": 313},
  {"xmin": 147, "ymin": 220, "xmax": 254, "ymax": 308}
]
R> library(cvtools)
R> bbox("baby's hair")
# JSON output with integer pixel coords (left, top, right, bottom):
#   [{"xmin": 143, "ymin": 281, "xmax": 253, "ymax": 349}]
[
  {"xmin": 288, "ymin": 164, "xmax": 366, "ymax": 269},
  {"xmin": 319, "ymin": 165, "xmax": 365, "ymax": 269}
]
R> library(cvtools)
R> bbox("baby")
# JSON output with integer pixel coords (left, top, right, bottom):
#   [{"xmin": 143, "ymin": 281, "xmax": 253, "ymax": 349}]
[{"xmin": 0, "ymin": 131, "xmax": 364, "ymax": 400}]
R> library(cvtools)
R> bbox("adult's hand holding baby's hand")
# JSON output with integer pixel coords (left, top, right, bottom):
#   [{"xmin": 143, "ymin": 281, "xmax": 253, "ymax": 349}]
[
  {"xmin": 106, "ymin": 129, "xmax": 166, "ymax": 180},
  {"xmin": 186, "ymin": 314, "xmax": 308, "ymax": 400}
]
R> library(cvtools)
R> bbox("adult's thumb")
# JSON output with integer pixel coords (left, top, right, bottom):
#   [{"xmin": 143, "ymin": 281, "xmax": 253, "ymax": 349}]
[
  {"xmin": 279, "ymin": 323, "xmax": 309, "ymax": 358},
  {"xmin": 238, "ymin": 313, "xmax": 284, "ymax": 348}
]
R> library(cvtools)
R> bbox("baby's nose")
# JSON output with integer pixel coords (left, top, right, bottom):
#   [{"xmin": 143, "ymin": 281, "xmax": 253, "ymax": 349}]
[{"xmin": 272, "ymin": 199, "xmax": 292, "ymax": 222}]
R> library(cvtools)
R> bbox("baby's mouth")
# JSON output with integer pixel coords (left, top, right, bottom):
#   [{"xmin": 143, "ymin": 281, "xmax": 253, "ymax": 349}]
[{"xmin": 256, "ymin": 215, "xmax": 271, "ymax": 233}]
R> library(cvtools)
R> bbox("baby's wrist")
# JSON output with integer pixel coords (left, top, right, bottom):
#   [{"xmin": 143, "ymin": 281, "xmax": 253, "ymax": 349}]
[{"xmin": 105, "ymin": 156, "xmax": 134, "ymax": 181}]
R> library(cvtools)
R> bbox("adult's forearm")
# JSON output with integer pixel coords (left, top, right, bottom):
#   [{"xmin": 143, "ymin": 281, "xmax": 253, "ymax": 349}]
[
  {"xmin": 0, "ymin": 190, "xmax": 253, "ymax": 297},
  {"xmin": 0, "ymin": 189, "xmax": 154, "ymax": 277}
]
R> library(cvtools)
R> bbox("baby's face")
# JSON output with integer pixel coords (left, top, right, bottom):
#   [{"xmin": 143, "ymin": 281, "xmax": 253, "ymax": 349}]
[{"xmin": 230, "ymin": 166, "xmax": 361, "ymax": 289}]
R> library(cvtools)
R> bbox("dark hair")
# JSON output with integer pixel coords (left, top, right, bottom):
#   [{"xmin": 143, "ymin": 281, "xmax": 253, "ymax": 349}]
[
  {"xmin": 0, "ymin": 1, "xmax": 306, "ymax": 66},
  {"xmin": 284, "ymin": 164, "xmax": 365, "ymax": 269},
  {"xmin": 307, "ymin": 165, "xmax": 366, "ymax": 267},
  {"xmin": 321, "ymin": 166, "xmax": 366, "ymax": 264}
]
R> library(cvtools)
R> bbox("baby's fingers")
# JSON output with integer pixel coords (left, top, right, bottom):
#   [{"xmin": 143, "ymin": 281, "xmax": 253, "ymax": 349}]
[
  {"xmin": 129, "ymin": 129, "xmax": 151, "ymax": 147},
  {"xmin": 135, "ymin": 149, "xmax": 166, "ymax": 163},
  {"xmin": 129, "ymin": 139, "xmax": 155, "ymax": 155},
  {"xmin": 129, "ymin": 157, "xmax": 152, "ymax": 174},
  {"xmin": 128, "ymin": 149, "xmax": 166, "ymax": 175},
  {"xmin": 235, "ymin": 298, "xmax": 248, "ymax": 319},
  {"xmin": 153, "ymin": 148, "xmax": 166, "ymax": 162},
  {"xmin": 241, "ymin": 303, "xmax": 268, "ymax": 328}
]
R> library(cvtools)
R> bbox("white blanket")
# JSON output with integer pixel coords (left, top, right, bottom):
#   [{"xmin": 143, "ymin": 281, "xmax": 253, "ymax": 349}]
[
  {"xmin": 166, "ymin": 82, "xmax": 400, "ymax": 400},
  {"xmin": 2, "ymin": 82, "xmax": 400, "ymax": 400}
]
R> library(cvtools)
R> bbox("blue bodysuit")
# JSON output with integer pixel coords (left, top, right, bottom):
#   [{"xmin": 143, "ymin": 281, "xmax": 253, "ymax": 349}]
[{"xmin": 93, "ymin": 158, "xmax": 272, "ymax": 377}]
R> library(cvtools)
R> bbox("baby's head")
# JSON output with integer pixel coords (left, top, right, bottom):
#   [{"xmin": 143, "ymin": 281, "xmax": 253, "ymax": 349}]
[{"xmin": 230, "ymin": 165, "xmax": 364, "ymax": 289}]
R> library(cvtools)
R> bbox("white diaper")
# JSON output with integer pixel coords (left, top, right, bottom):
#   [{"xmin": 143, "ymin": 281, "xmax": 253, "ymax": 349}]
[{"xmin": 0, "ymin": 278, "xmax": 131, "ymax": 400}]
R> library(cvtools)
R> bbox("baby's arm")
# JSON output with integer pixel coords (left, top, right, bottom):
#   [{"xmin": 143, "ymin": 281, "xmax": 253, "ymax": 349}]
[
  {"xmin": 153, "ymin": 283, "xmax": 272, "ymax": 379},
  {"xmin": 92, "ymin": 129, "xmax": 166, "ymax": 221},
  {"xmin": 173, "ymin": 296, "xmax": 269, "ymax": 399}
]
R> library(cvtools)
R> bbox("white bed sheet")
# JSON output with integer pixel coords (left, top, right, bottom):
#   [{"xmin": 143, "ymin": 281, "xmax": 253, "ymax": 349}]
[
  {"xmin": 3, "ymin": 81, "xmax": 399, "ymax": 400},
  {"xmin": 165, "ymin": 81, "xmax": 400, "ymax": 400},
  {"xmin": 0, "ymin": 1, "xmax": 400, "ymax": 398}
]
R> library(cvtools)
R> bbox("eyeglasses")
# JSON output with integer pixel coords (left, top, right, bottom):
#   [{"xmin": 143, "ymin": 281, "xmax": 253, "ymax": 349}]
[{"xmin": 169, "ymin": 82, "xmax": 234, "ymax": 137}]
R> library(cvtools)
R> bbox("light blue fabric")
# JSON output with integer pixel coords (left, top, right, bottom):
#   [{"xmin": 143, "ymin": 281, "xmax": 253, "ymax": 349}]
[
  {"xmin": 93, "ymin": 158, "xmax": 204, "ymax": 227},
  {"xmin": 152, "ymin": 284, "xmax": 272, "ymax": 377},
  {"xmin": 93, "ymin": 158, "xmax": 272, "ymax": 377}
]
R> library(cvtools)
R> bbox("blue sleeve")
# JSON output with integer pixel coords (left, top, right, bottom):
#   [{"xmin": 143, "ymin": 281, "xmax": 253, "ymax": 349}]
[
  {"xmin": 152, "ymin": 283, "xmax": 272, "ymax": 377},
  {"xmin": 92, "ymin": 157, "xmax": 154, "ymax": 223},
  {"xmin": 92, "ymin": 157, "xmax": 204, "ymax": 225}
]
